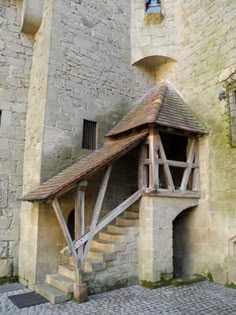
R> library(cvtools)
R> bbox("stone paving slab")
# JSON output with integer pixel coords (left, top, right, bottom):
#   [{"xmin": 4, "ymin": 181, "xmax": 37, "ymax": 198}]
[
  {"xmin": 0, "ymin": 284, "xmax": 24, "ymax": 294},
  {"xmin": 1, "ymin": 281, "xmax": 236, "ymax": 315}
]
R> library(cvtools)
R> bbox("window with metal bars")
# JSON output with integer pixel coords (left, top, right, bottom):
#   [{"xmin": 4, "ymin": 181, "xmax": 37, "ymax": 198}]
[
  {"xmin": 228, "ymin": 89, "xmax": 236, "ymax": 147},
  {"xmin": 82, "ymin": 119, "xmax": 97, "ymax": 150}
]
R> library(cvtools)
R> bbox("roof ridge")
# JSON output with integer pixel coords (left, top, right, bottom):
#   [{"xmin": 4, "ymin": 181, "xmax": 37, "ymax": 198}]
[
  {"xmin": 106, "ymin": 82, "xmax": 168, "ymax": 137},
  {"xmin": 146, "ymin": 82, "xmax": 167, "ymax": 123}
]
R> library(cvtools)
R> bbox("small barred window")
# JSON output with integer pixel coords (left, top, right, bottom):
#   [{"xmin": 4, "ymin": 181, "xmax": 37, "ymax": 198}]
[
  {"xmin": 219, "ymin": 67, "xmax": 236, "ymax": 147},
  {"xmin": 82, "ymin": 119, "xmax": 97, "ymax": 150},
  {"xmin": 228, "ymin": 88, "xmax": 236, "ymax": 146}
]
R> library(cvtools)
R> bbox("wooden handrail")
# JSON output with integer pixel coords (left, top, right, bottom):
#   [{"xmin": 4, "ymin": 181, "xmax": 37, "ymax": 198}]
[{"xmin": 74, "ymin": 189, "xmax": 143, "ymax": 250}]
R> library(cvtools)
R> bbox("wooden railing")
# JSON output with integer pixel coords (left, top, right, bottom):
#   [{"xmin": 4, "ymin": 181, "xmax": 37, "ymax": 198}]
[
  {"xmin": 52, "ymin": 164, "xmax": 144, "ymax": 283},
  {"xmin": 74, "ymin": 189, "xmax": 143, "ymax": 251}
]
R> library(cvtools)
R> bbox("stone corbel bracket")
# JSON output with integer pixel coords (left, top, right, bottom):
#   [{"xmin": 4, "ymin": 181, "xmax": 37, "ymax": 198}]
[{"xmin": 21, "ymin": 0, "xmax": 44, "ymax": 36}]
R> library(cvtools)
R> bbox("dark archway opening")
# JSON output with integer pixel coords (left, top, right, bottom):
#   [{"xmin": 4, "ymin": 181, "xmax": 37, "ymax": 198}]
[
  {"xmin": 173, "ymin": 207, "xmax": 194, "ymax": 278},
  {"xmin": 67, "ymin": 209, "xmax": 75, "ymax": 241}
]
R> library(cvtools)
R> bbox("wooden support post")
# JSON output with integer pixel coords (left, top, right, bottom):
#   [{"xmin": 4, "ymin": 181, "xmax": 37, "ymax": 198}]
[
  {"xmin": 192, "ymin": 140, "xmax": 200, "ymax": 191},
  {"xmin": 74, "ymin": 180, "xmax": 88, "ymax": 290},
  {"xmin": 74, "ymin": 181, "xmax": 87, "ymax": 240},
  {"xmin": 149, "ymin": 127, "xmax": 156, "ymax": 189},
  {"xmin": 52, "ymin": 198, "xmax": 78, "ymax": 267},
  {"xmin": 138, "ymin": 144, "xmax": 146, "ymax": 189},
  {"xmin": 74, "ymin": 189, "xmax": 143, "ymax": 250},
  {"xmin": 157, "ymin": 133, "xmax": 175, "ymax": 191},
  {"xmin": 180, "ymin": 138, "xmax": 196, "ymax": 192},
  {"xmin": 82, "ymin": 165, "xmax": 112, "ymax": 268}
]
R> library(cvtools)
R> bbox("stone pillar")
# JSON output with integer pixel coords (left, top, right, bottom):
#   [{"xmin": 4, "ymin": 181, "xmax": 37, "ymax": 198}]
[
  {"xmin": 139, "ymin": 195, "xmax": 199, "ymax": 283},
  {"xmin": 18, "ymin": 0, "xmax": 54, "ymax": 288}
]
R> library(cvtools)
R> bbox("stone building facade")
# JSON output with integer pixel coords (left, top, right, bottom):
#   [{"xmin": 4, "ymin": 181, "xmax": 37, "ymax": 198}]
[
  {"xmin": 131, "ymin": 0, "xmax": 236, "ymax": 284},
  {"xmin": 0, "ymin": 0, "xmax": 236, "ymax": 297}
]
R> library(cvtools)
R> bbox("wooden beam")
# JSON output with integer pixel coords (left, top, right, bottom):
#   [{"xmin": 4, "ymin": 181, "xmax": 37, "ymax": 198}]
[
  {"xmin": 82, "ymin": 165, "xmax": 112, "ymax": 267},
  {"xmin": 156, "ymin": 159, "xmax": 199, "ymax": 168},
  {"xmin": 74, "ymin": 181, "xmax": 87, "ymax": 240},
  {"xmin": 74, "ymin": 189, "xmax": 143, "ymax": 250},
  {"xmin": 138, "ymin": 144, "xmax": 146, "ymax": 189},
  {"xmin": 157, "ymin": 134, "xmax": 175, "ymax": 191},
  {"xmin": 192, "ymin": 140, "xmax": 200, "ymax": 191},
  {"xmin": 180, "ymin": 138, "xmax": 196, "ymax": 192},
  {"xmin": 95, "ymin": 189, "xmax": 143, "ymax": 232},
  {"xmin": 149, "ymin": 128, "xmax": 156, "ymax": 189},
  {"xmin": 145, "ymin": 189, "xmax": 200, "ymax": 199},
  {"xmin": 52, "ymin": 198, "xmax": 79, "ymax": 267}
]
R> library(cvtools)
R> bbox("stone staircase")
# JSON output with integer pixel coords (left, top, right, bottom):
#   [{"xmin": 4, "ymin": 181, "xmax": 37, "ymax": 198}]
[{"xmin": 35, "ymin": 209, "xmax": 139, "ymax": 304}]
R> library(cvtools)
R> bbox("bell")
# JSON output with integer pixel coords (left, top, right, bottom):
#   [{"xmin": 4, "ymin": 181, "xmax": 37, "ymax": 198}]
[{"xmin": 146, "ymin": 0, "xmax": 161, "ymax": 13}]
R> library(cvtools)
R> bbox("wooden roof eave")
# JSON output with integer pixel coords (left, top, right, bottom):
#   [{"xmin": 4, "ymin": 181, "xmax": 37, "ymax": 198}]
[{"xmin": 21, "ymin": 132, "xmax": 148, "ymax": 203}]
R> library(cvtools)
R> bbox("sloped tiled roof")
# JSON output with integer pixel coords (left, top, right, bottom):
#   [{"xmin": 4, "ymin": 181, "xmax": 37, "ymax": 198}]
[
  {"xmin": 22, "ymin": 132, "xmax": 147, "ymax": 202},
  {"xmin": 107, "ymin": 82, "xmax": 207, "ymax": 137}
]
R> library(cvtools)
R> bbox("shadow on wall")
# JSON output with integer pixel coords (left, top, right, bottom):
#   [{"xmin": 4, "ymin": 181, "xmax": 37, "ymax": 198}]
[
  {"xmin": 41, "ymin": 102, "xmax": 132, "ymax": 181},
  {"xmin": 133, "ymin": 55, "xmax": 177, "ymax": 80},
  {"xmin": 96, "ymin": 102, "xmax": 132, "ymax": 147},
  {"xmin": 173, "ymin": 206, "xmax": 196, "ymax": 278}
]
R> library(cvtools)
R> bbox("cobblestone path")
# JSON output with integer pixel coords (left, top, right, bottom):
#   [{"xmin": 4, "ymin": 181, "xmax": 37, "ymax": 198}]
[{"xmin": 1, "ymin": 281, "xmax": 236, "ymax": 315}]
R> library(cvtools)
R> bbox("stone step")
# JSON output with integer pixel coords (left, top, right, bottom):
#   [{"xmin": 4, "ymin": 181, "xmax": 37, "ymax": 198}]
[
  {"xmin": 85, "ymin": 260, "xmax": 106, "ymax": 273},
  {"xmin": 87, "ymin": 249, "xmax": 116, "ymax": 262},
  {"xmin": 99, "ymin": 231, "xmax": 127, "ymax": 243},
  {"xmin": 58, "ymin": 264, "xmax": 76, "ymax": 281},
  {"xmin": 35, "ymin": 283, "xmax": 71, "ymax": 304},
  {"xmin": 90, "ymin": 239, "xmax": 125, "ymax": 252},
  {"xmin": 46, "ymin": 273, "xmax": 74, "ymax": 294},
  {"xmin": 107, "ymin": 224, "xmax": 139, "ymax": 235},
  {"xmin": 116, "ymin": 218, "xmax": 139, "ymax": 226},
  {"xmin": 123, "ymin": 211, "xmax": 139, "ymax": 219},
  {"xmin": 99, "ymin": 231, "xmax": 135, "ymax": 243}
]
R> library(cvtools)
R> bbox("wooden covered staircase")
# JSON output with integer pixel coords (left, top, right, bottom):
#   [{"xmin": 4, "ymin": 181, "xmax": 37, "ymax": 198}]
[{"xmin": 36, "ymin": 209, "xmax": 139, "ymax": 304}]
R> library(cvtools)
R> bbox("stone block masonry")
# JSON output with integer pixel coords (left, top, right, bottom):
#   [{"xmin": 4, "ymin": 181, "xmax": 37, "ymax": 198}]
[
  {"xmin": 0, "ymin": 0, "xmax": 33, "ymax": 278},
  {"xmin": 131, "ymin": 0, "xmax": 236, "ymax": 285},
  {"xmin": 40, "ymin": 0, "xmax": 154, "ymax": 181}
]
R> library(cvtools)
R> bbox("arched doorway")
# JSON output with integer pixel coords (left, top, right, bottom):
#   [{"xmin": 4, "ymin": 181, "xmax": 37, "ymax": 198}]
[
  {"xmin": 173, "ymin": 207, "xmax": 194, "ymax": 278},
  {"xmin": 67, "ymin": 209, "xmax": 75, "ymax": 241}
]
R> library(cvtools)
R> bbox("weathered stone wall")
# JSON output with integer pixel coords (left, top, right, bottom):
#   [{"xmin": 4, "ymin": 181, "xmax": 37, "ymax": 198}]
[
  {"xmin": 86, "ymin": 231, "xmax": 139, "ymax": 295},
  {"xmin": 169, "ymin": 0, "xmax": 236, "ymax": 285},
  {"xmin": 131, "ymin": 0, "xmax": 180, "ymax": 75},
  {"xmin": 18, "ymin": 0, "xmax": 153, "ymax": 287},
  {"xmin": 139, "ymin": 196, "xmax": 198, "ymax": 283},
  {"xmin": 0, "ymin": 0, "xmax": 32, "ymax": 279},
  {"xmin": 40, "ymin": 0, "xmax": 153, "ymax": 181},
  {"xmin": 132, "ymin": 0, "xmax": 236, "ymax": 284}
]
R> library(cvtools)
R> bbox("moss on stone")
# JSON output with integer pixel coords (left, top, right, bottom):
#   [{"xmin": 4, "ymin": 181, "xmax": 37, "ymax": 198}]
[
  {"xmin": 205, "ymin": 272, "xmax": 214, "ymax": 282},
  {"xmin": 160, "ymin": 272, "xmax": 173, "ymax": 281},
  {"xmin": 172, "ymin": 275, "xmax": 206, "ymax": 287},
  {"xmin": 144, "ymin": 12, "xmax": 163, "ymax": 25},
  {"xmin": 141, "ymin": 275, "xmax": 206, "ymax": 289},
  {"xmin": 226, "ymin": 282, "xmax": 236, "ymax": 289},
  {"xmin": 0, "ymin": 276, "xmax": 18, "ymax": 285}
]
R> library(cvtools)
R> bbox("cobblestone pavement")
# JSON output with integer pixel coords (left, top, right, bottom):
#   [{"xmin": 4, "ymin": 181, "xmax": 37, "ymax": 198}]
[{"xmin": 1, "ymin": 281, "xmax": 236, "ymax": 315}]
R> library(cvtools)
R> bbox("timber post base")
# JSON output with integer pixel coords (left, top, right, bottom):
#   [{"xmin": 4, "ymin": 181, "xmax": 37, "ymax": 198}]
[{"xmin": 73, "ymin": 283, "xmax": 88, "ymax": 303}]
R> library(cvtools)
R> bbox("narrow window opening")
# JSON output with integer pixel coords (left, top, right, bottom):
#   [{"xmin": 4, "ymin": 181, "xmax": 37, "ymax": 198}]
[
  {"xmin": 145, "ymin": 0, "xmax": 161, "ymax": 13},
  {"xmin": 82, "ymin": 119, "xmax": 97, "ymax": 150},
  {"xmin": 0, "ymin": 110, "xmax": 2, "ymax": 127}
]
